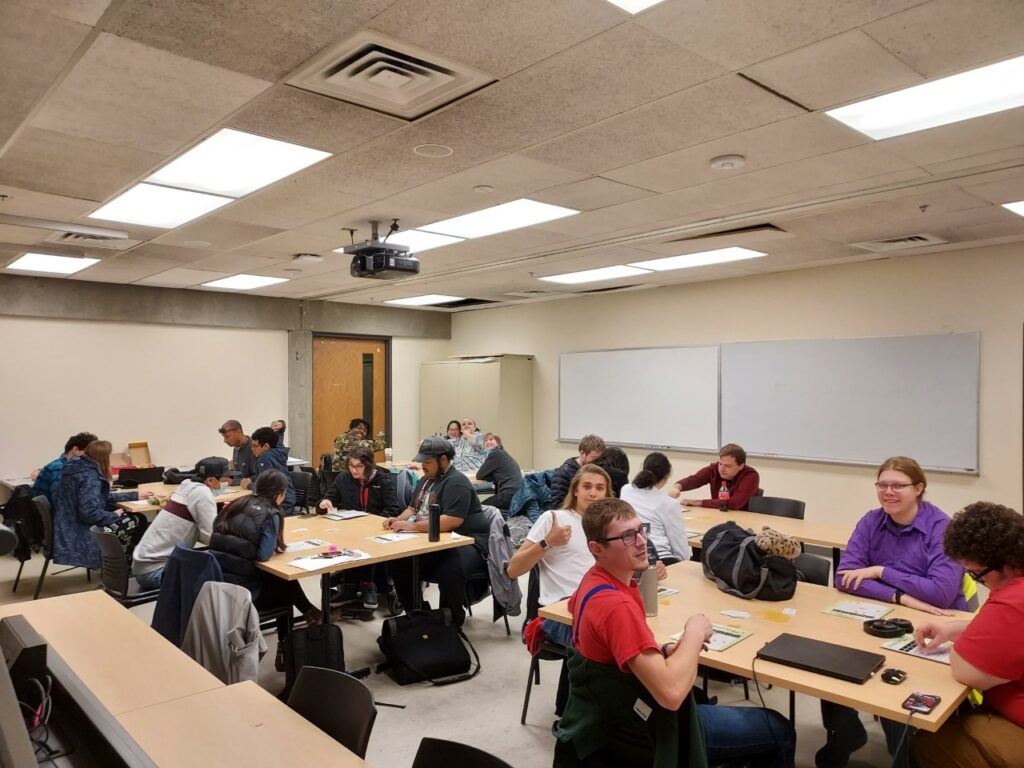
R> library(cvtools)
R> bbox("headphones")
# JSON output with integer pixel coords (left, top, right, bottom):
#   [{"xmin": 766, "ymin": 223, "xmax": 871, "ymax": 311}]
[{"xmin": 863, "ymin": 618, "xmax": 914, "ymax": 638}]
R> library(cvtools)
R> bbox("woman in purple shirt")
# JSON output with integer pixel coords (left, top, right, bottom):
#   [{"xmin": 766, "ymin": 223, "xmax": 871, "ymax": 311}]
[{"xmin": 816, "ymin": 456, "xmax": 966, "ymax": 768}]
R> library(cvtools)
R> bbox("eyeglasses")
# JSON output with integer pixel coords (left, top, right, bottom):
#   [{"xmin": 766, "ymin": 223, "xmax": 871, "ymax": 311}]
[
  {"xmin": 874, "ymin": 482, "xmax": 914, "ymax": 491},
  {"xmin": 598, "ymin": 522, "xmax": 650, "ymax": 547},
  {"xmin": 347, "ymin": 462, "xmax": 365, "ymax": 471},
  {"xmin": 966, "ymin": 566, "xmax": 993, "ymax": 582}
]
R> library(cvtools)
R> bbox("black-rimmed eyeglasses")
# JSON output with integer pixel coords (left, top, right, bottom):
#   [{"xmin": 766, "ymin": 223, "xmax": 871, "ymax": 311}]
[
  {"xmin": 966, "ymin": 566, "xmax": 994, "ymax": 582},
  {"xmin": 598, "ymin": 522, "xmax": 650, "ymax": 547}
]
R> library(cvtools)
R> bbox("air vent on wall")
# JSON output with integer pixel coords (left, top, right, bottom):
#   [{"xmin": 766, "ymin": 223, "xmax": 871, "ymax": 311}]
[
  {"xmin": 850, "ymin": 233, "xmax": 949, "ymax": 253},
  {"xmin": 44, "ymin": 231, "xmax": 141, "ymax": 250},
  {"xmin": 287, "ymin": 31, "xmax": 496, "ymax": 120}
]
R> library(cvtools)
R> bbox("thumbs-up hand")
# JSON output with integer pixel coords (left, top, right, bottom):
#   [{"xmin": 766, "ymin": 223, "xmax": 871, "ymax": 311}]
[{"xmin": 545, "ymin": 510, "xmax": 572, "ymax": 547}]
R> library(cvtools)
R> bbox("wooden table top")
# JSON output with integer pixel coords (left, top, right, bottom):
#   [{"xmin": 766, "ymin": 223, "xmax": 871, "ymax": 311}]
[
  {"xmin": 117, "ymin": 681, "xmax": 367, "ymax": 767},
  {"xmin": 539, "ymin": 561, "xmax": 971, "ymax": 732},
  {"xmin": 116, "ymin": 481, "xmax": 250, "ymax": 514},
  {"xmin": 683, "ymin": 506, "xmax": 853, "ymax": 550},
  {"xmin": 0, "ymin": 591, "xmax": 223, "ymax": 715},
  {"xmin": 256, "ymin": 513, "xmax": 475, "ymax": 581}
]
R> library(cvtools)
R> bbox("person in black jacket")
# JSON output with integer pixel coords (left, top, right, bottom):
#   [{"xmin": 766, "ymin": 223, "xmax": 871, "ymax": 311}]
[
  {"xmin": 317, "ymin": 446, "xmax": 400, "ymax": 610},
  {"xmin": 549, "ymin": 434, "xmax": 606, "ymax": 509},
  {"xmin": 210, "ymin": 469, "xmax": 320, "ymax": 670},
  {"xmin": 476, "ymin": 433, "xmax": 523, "ymax": 512},
  {"xmin": 597, "ymin": 446, "xmax": 630, "ymax": 498}
]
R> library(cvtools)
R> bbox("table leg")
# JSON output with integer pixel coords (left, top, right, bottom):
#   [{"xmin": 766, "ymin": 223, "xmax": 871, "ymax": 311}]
[
  {"xmin": 320, "ymin": 572, "xmax": 332, "ymax": 623},
  {"xmin": 410, "ymin": 555, "xmax": 421, "ymax": 610}
]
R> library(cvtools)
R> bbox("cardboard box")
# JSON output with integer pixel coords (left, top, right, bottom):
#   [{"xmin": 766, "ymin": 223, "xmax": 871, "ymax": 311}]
[{"xmin": 127, "ymin": 442, "xmax": 152, "ymax": 467}]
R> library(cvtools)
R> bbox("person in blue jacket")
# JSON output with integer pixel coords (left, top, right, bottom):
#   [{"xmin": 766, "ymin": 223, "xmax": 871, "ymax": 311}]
[
  {"xmin": 31, "ymin": 431, "xmax": 96, "ymax": 505},
  {"xmin": 247, "ymin": 426, "xmax": 296, "ymax": 509},
  {"xmin": 53, "ymin": 440, "xmax": 152, "ymax": 569}
]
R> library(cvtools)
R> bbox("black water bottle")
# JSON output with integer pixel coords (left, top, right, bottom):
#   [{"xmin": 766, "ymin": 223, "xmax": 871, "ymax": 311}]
[{"xmin": 428, "ymin": 503, "xmax": 441, "ymax": 542}]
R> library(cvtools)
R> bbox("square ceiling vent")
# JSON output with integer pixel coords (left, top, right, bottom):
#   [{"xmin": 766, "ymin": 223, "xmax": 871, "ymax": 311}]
[
  {"xmin": 287, "ymin": 31, "xmax": 496, "ymax": 120},
  {"xmin": 44, "ymin": 231, "xmax": 142, "ymax": 250}
]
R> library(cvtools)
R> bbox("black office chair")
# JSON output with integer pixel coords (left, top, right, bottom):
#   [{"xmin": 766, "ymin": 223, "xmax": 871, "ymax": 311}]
[
  {"xmin": 30, "ymin": 495, "xmax": 90, "ymax": 599},
  {"xmin": 290, "ymin": 469, "xmax": 315, "ymax": 514},
  {"xmin": 747, "ymin": 496, "xmax": 806, "ymax": 519},
  {"xmin": 287, "ymin": 666, "xmax": 377, "ymax": 758},
  {"xmin": 394, "ymin": 468, "xmax": 417, "ymax": 508},
  {"xmin": 412, "ymin": 737, "xmax": 513, "ymax": 768},
  {"xmin": 521, "ymin": 566, "xmax": 569, "ymax": 724},
  {"xmin": 89, "ymin": 527, "xmax": 161, "ymax": 607},
  {"xmin": 794, "ymin": 553, "xmax": 831, "ymax": 586}
]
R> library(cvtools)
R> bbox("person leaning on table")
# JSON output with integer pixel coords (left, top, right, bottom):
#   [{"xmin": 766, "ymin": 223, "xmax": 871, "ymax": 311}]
[
  {"xmin": 553, "ymin": 497, "xmax": 794, "ymax": 768},
  {"xmin": 817, "ymin": 456, "xmax": 967, "ymax": 768},
  {"xmin": 912, "ymin": 501, "xmax": 1024, "ymax": 768},
  {"xmin": 668, "ymin": 443, "xmax": 760, "ymax": 510}
]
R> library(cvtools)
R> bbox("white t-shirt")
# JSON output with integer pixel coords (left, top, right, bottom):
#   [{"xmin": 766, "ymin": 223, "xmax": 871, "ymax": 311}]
[
  {"xmin": 525, "ymin": 509, "xmax": 594, "ymax": 606},
  {"xmin": 621, "ymin": 483, "xmax": 692, "ymax": 563}
]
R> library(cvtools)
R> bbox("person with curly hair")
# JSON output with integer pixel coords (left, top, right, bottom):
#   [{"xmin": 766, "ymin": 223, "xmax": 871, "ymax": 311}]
[{"xmin": 913, "ymin": 501, "xmax": 1024, "ymax": 768}]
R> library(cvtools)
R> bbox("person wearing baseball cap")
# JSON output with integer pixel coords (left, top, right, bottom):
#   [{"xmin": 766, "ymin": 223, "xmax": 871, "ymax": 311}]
[
  {"xmin": 132, "ymin": 457, "xmax": 237, "ymax": 589},
  {"xmin": 383, "ymin": 436, "xmax": 490, "ymax": 626}
]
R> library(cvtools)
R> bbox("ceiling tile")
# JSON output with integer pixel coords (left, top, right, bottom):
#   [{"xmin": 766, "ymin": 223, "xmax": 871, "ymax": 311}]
[
  {"xmin": 0, "ymin": 3, "xmax": 90, "ymax": 147},
  {"xmin": 521, "ymin": 74, "xmax": 804, "ymax": 175},
  {"xmin": 369, "ymin": 0, "xmax": 624, "ymax": 78},
  {"xmin": 217, "ymin": 178, "xmax": 370, "ymax": 230},
  {"xmin": 12, "ymin": 0, "xmax": 114, "ymax": 26},
  {"xmin": 605, "ymin": 113, "xmax": 867, "ymax": 193},
  {"xmin": 0, "ymin": 223, "xmax": 49, "ymax": 246},
  {"xmin": 227, "ymin": 86, "xmax": 404, "ymax": 155},
  {"xmin": 104, "ymin": 0, "xmax": 395, "ymax": 81},
  {"xmin": 864, "ymin": 0, "xmax": 1024, "ymax": 77},
  {"xmin": 531, "ymin": 177, "xmax": 655, "ymax": 211},
  {"xmin": 960, "ymin": 169, "xmax": 1024, "ymax": 205},
  {"xmin": 294, "ymin": 202, "xmax": 452, "ymax": 242},
  {"xmin": 135, "ymin": 267, "xmax": 228, "ymax": 286},
  {"xmin": 0, "ymin": 184, "xmax": 98, "ymax": 220},
  {"xmin": 31, "ymin": 33, "xmax": 271, "ymax": 155},
  {"xmin": 120, "ymin": 242, "xmax": 209, "ymax": 264},
  {"xmin": 880, "ymin": 108, "xmax": 1024, "ymax": 168},
  {"xmin": 66, "ymin": 253, "xmax": 178, "ymax": 283},
  {"xmin": 636, "ymin": 0, "xmax": 927, "ymax": 70},
  {"xmin": 152, "ymin": 216, "xmax": 283, "ymax": 251},
  {"xmin": 0, "ymin": 127, "xmax": 164, "ymax": 201},
  {"xmin": 743, "ymin": 30, "xmax": 924, "ymax": 110}
]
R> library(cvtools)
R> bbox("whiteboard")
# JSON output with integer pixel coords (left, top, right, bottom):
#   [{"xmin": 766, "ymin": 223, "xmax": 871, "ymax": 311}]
[
  {"xmin": 559, "ymin": 346, "xmax": 719, "ymax": 451},
  {"xmin": 720, "ymin": 334, "xmax": 979, "ymax": 473}
]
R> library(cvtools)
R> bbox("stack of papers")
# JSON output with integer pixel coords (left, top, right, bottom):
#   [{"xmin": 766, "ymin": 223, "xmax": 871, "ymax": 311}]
[
  {"xmin": 289, "ymin": 548, "xmax": 371, "ymax": 571},
  {"xmin": 882, "ymin": 634, "xmax": 952, "ymax": 665},
  {"xmin": 285, "ymin": 538, "xmax": 330, "ymax": 553},
  {"xmin": 371, "ymin": 532, "xmax": 419, "ymax": 543},
  {"xmin": 822, "ymin": 600, "xmax": 893, "ymax": 621},
  {"xmin": 671, "ymin": 624, "xmax": 752, "ymax": 652},
  {"xmin": 324, "ymin": 509, "xmax": 369, "ymax": 520}
]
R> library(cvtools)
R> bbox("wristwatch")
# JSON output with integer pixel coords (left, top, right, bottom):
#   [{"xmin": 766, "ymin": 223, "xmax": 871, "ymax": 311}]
[
  {"xmin": 893, "ymin": 589, "xmax": 904, "ymax": 605},
  {"xmin": 539, "ymin": 538, "xmax": 549, "ymax": 551}
]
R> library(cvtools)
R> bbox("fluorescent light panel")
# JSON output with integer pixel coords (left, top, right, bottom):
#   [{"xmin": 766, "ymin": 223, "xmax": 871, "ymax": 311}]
[
  {"xmin": 6, "ymin": 252, "xmax": 99, "ymax": 275},
  {"xmin": 147, "ymin": 128, "xmax": 331, "ymax": 198},
  {"xmin": 423, "ymin": 199, "xmax": 578, "ymax": 239},
  {"xmin": 1003, "ymin": 201, "xmax": 1024, "ymax": 217},
  {"xmin": 202, "ymin": 274, "xmax": 289, "ymax": 290},
  {"xmin": 386, "ymin": 294, "xmax": 464, "ymax": 306},
  {"xmin": 89, "ymin": 183, "xmax": 233, "ymax": 228},
  {"xmin": 629, "ymin": 246, "xmax": 766, "ymax": 271},
  {"xmin": 539, "ymin": 265, "xmax": 650, "ymax": 285},
  {"xmin": 604, "ymin": 0, "xmax": 668, "ymax": 13},
  {"xmin": 826, "ymin": 54, "xmax": 1024, "ymax": 140}
]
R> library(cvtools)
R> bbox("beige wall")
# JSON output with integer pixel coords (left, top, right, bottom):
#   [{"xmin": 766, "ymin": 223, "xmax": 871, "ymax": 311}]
[
  {"xmin": 391, "ymin": 336, "xmax": 453, "ymax": 462},
  {"xmin": 449, "ymin": 242, "xmax": 1024, "ymax": 529},
  {"xmin": 1, "ymin": 317, "xmax": 288, "ymax": 476}
]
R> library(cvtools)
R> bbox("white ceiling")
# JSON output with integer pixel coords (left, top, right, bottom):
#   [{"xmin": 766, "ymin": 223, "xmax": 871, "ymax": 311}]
[{"xmin": 1, "ymin": 0, "xmax": 1023, "ymax": 310}]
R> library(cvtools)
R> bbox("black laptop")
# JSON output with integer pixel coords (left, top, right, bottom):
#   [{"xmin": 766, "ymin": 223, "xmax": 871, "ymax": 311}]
[
  {"xmin": 114, "ymin": 466, "xmax": 165, "ymax": 488},
  {"xmin": 756, "ymin": 633, "xmax": 886, "ymax": 684}
]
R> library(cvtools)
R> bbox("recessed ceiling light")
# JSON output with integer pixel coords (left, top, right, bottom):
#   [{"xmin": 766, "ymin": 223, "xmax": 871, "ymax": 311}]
[
  {"xmin": 539, "ymin": 265, "xmax": 651, "ymax": 285},
  {"xmin": 1003, "ymin": 200, "xmax": 1024, "ymax": 217},
  {"xmin": 147, "ymin": 128, "xmax": 331, "ymax": 197},
  {"xmin": 413, "ymin": 144, "xmax": 454, "ymax": 158},
  {"xmin": 6, "ymin": 252, "xmax": 99, "ymax": 275},
  {"xmin": 202, "ymin": 274, "xmax": 289, "ymax": 291},
  {"xmin": 628, "ymin": 246, "xmax": 766, "ymax": 272},
  {"xmin": 375, "ymin": 229, "xmax": 466, "ymax": 253},
  {"xmin": 826, "ymin": 53, "xmax": 1024, "ymax": 140},
  {"xmin": 604, "ymin": 0, "xmax": 668, "ymax": 12},
  {"xmin": 423, "ymin": 199, "xmax": 579, "ymax": 239},
  {"xmin": 89, "ymin": 183, "xmax": 233, "ymax": 228},
  {"xmin": 386, "ymin": 294, "xmax": 464, "ymax": 306}
]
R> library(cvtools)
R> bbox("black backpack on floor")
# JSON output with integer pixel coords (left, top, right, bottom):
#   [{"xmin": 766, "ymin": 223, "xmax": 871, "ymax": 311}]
[
  {"xmin": 283, "ymin": 623, "xmax": 345, "ymax": 697},
  {"xmin": 377, "ymin": 608, "xmax": 480, "ymax": 686}
]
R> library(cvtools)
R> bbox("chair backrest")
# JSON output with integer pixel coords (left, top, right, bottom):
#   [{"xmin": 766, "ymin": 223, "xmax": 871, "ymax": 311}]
[
  {"xmin": 89, "ymin": 527, "xmax": 131, "ymax": 598},
  {"xmin": 747, "ymin": 495, "xmax": 806, "ymax": 520},
  {"xmin": 394, "ymin": 468, "xmax": 417, "ymax": 508},
  {"xmin": 793, "ymin": 553, "xmax": 831, "ymax": 586},
  {"xmin": 412, "ymin": 738, "xmax": 513, "ymax": 768},
  {"xmin": 287, "ymin": 666, "xmax": 377, "ymax": 758},
  {"xmin": 291, "ymin": 469, "xmax": 313, "ymax": 509},
  {"xmin": 525, "ymin": 565, "xmax": 541, "ymax": 622},
  {"xmin": 32, "ymin": 496, "xmax": 53, "ymax": 558}
]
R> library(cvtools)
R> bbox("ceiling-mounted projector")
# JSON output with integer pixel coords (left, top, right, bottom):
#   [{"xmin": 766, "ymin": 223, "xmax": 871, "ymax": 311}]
[{"xmin": 346, "ymin": 221, "xmax": 420, "ymax": 279}]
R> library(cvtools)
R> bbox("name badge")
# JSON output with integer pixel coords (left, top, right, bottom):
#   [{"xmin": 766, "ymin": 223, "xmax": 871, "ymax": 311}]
[{"xmin": 633, "ymin": 698, "xmax": 652, "ymax": 722}]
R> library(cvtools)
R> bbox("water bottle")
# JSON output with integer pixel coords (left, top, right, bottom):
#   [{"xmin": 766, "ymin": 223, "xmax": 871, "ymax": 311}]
[
  {"xmin": 640, "ymin": 565, "xmax": 658, "ymax": 617},
  {"xmin": 718, "ymin": 482, "xmax": 730, "ymax": 511},
  {"xmin": 428, "ymin": 503, "xmax": 441, "ymax": 542}
]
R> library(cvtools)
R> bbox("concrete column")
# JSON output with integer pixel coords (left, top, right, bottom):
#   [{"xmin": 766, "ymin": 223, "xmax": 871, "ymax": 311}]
[{"xmin": 288, "ymin": 330, "xmax": 313, "ymax": 464}]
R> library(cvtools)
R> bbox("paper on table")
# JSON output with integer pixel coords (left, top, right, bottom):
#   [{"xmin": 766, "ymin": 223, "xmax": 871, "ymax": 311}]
[
  {"xmin": 289, "ymin": 549, "xmax": 371, "ymax": 571},
  {"xmin": 325, "ymin": 509, "xmax": 369, "ymax": 521},
  {"xmin": 370, "ymin": 532, "xmax": 418, "ymax": 543},
  {"xmin": 882, "ymin": 634, "xmax": 952, "ymax": 665},
  {"xmin": 685, "ymin": 529, "xmax": 705, "ymax": 537},
  {"xmin": 822, "ymin": 600, "xmax": 893, "ymax": 621},
  {"xmin": 657, "ymin": 587, "xmax": 679, "ymax": 598},
  {"xmin": 285, "ymin": 538, "xmax": 330, "ymax": 553},
  {"xmin": 671, "ymin": 624, "xmax": 752, "ymax": 652}
]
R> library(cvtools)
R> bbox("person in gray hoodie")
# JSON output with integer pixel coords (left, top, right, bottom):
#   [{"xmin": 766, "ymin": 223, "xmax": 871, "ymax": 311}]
[{"xmin": 249, "ymin": 427, "xmax": 295, "ymax": 509}]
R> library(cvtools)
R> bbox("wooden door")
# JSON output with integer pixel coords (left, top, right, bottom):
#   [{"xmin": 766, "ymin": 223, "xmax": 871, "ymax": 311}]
[{"xmin": 312, "ymin": 337, "xmax": 388, "ymax": 465}]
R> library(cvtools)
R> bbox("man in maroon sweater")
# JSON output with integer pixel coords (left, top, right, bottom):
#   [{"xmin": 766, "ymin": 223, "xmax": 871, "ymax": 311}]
[{"xmin": 668, "ymin": 443, "xmax": 760, "ymax": 510}]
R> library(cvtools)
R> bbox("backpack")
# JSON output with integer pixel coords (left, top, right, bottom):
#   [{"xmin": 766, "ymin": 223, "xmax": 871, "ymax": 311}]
[
  {"xmin": 700, "ymin": 521, "xmax": 798, "ymax": 601},
  {"xmin": 283, "ymin": 622, "xmax": 345, "ymax": 698},
  {"xmin": 0, "ymin": 485, "xmax": 42, "ymax": 560},
  {"xmin": 377, "ymin": 607, "xmax": 480, "ymax": 686}
]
